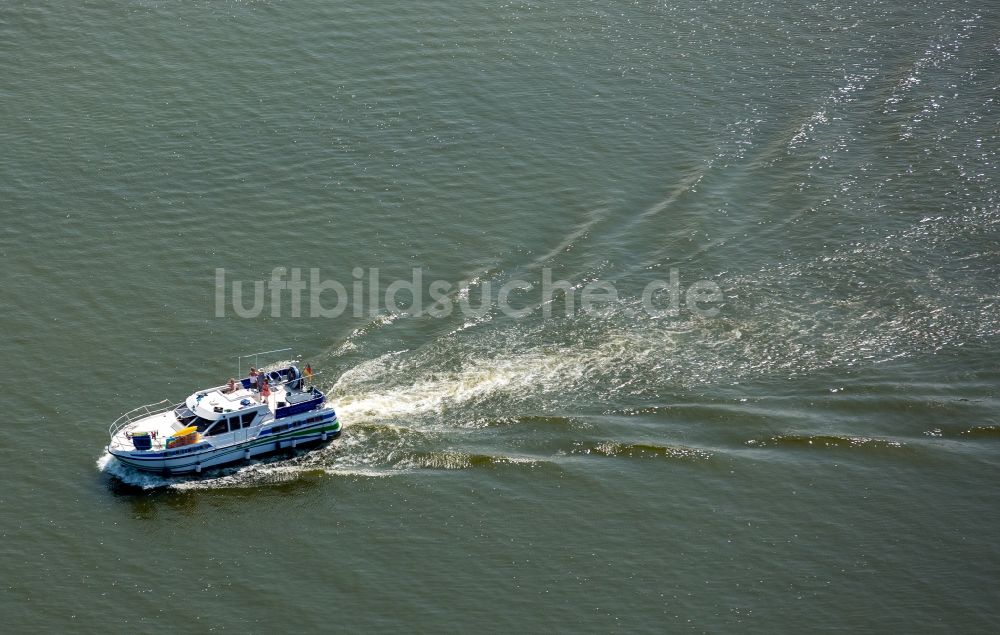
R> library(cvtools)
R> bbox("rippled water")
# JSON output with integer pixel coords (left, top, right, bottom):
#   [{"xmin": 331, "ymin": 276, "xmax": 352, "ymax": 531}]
[{"xmin": 2, "ymin": 0, "xmax": 999, "ymax": 631}]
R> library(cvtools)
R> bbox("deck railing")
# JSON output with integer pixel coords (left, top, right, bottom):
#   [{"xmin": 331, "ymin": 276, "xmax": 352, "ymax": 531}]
[
  {"xmin": 108, "ymin": 399, "xmax": 175, "ymax": 441},
  {"xmin": 237, "ymin": 347, "xmax": 293, "ymax": 377}
]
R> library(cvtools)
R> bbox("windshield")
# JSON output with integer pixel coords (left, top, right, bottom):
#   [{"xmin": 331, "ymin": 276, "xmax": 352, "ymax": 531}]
[
  {"xmin": 192, "ymin": 416, "xmax": 216, "ymax": 432},
  {"xmin": 173, "ymin": 405, "xmax": 196, "ymax": 425},
  {"xmin": 174, "ymin": 405, "xmax": 219, "ymax": 432}
]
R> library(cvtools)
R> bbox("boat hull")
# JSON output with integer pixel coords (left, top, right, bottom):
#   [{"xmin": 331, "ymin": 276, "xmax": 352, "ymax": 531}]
[{"xmin": 108, "ymin": 420, "xmax": 341, "ymax": 475}]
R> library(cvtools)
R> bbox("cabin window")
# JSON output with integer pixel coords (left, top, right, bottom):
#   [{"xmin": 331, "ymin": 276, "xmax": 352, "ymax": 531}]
[
  {"xmin": 192, "ymin": 416, "xmax": 216, "ymax": 432},
  {"xmin": 206, "ymin": 419, "xmax": 230, "ymax": 436},
  {"xmin": 240, "ymin": 412, "xmax": 256, "ymax": 428}
]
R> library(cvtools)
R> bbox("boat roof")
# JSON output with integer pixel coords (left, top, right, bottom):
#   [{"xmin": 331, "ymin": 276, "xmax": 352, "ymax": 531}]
[
  {"xmin": 185, "ymin": 386, "xmax": 260, "ymax": 421},
  {"xmin": 181, "ymin": 365, "xmax": 312, "ymax": 421}
]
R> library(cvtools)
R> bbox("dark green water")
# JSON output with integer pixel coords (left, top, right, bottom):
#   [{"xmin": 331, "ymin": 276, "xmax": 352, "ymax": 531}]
[{"xmin": 2, "ymin": 1, "xmax": 999, "ymax": 631}]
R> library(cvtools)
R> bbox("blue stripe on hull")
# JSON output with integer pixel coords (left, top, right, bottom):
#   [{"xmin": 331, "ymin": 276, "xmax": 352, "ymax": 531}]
[{"xmin": 111, "ymin": 426, "xmax": 341, "ymax": 475}]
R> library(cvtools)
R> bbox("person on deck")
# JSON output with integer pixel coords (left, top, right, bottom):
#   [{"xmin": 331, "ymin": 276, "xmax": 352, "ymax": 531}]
[{"xmin": 226, "ymin": 377, "xmax": 237, "ymax": 393}]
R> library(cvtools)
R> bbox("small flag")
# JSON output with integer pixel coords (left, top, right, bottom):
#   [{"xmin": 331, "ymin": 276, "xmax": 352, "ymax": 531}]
[{"xmin": 304, "ymin": 364, "xmax": 313, "ymax": 378}]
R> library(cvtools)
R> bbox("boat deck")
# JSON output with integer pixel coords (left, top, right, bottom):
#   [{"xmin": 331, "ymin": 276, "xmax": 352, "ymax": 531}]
[{"xmin": 110, "ymin": 411, "xmax": 184, "ymax": 451}]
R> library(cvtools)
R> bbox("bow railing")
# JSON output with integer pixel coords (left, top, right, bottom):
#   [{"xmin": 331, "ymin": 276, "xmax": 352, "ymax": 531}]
[{"xmin": 108, "ymin": 399, "xmax": 175, "ymax": 441}]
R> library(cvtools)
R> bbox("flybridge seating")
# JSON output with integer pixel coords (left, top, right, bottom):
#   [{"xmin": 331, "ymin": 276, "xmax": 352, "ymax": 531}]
[{"xmin": 184, "ymin": 364, "xmax": 321, "ymax": 421}]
